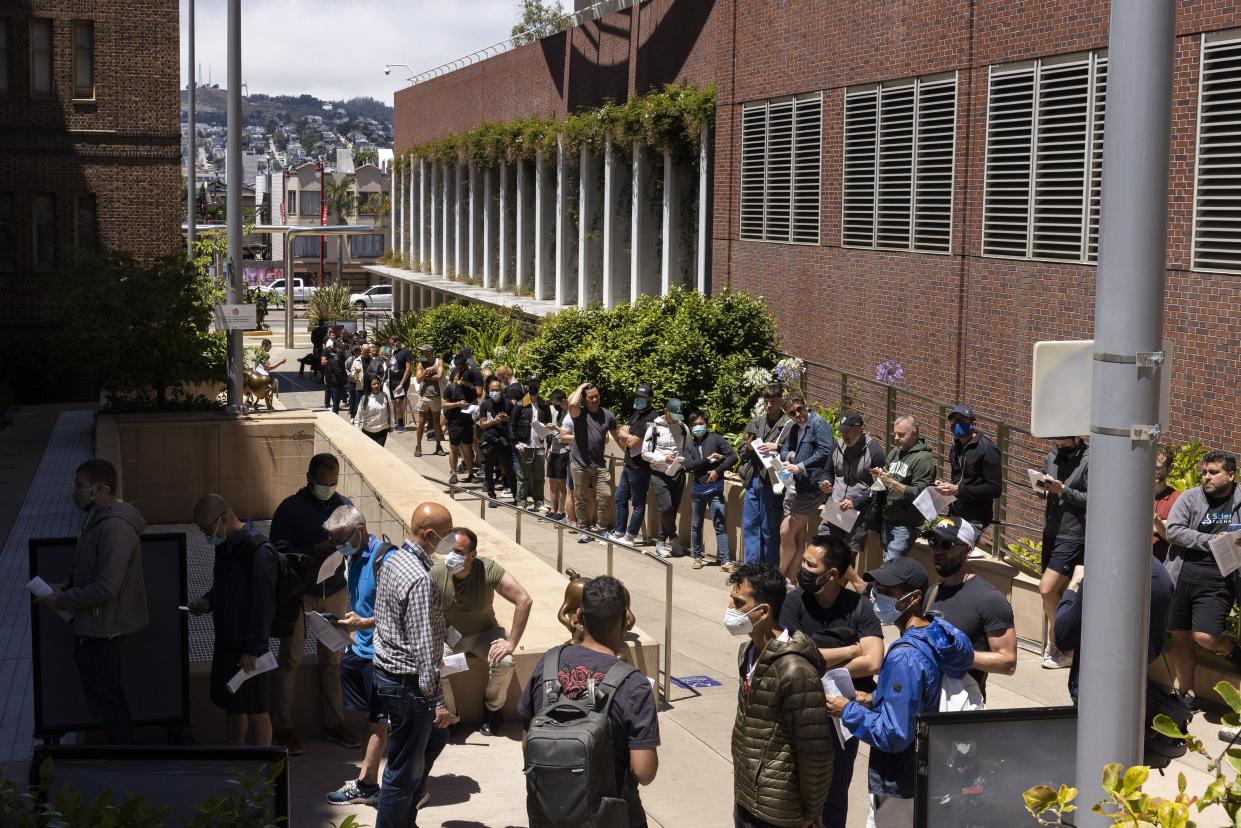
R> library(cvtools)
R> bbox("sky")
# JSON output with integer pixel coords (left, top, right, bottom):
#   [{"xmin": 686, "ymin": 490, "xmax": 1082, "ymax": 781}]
[{"xmin": 178, "ymin": 0, "xmax": 521, "ymax": 103}]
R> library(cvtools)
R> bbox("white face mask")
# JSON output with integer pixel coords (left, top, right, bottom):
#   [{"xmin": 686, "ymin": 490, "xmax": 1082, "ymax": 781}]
[
  {"xmin": 723, "ymin": 606, "xmax": 761, "ymax": 636},
  {"xmin": 311, "ymin": 482, "xmax": 336, "ymax": 501},
  {"xmin": 444, "ymin": 552, "xmax": 467, "ymax": 573}
]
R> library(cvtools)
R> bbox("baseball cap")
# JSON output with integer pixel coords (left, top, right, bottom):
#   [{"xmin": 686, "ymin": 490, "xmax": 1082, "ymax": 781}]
[
  {"xmin": 839, "ymin": 411, "xmax": 864, "ymax": 430},
  {"xmin": 525, "ymin": 374, "xmax": 541, "ymax": 386},
  {"xmin": 948, "ymin": 404, "xmax": 976, "ymax": 421},
  {"xmin": 923, "ymin": 515, "xmax": 977, "ymax": 548},
  {"xmin": 418, "ymin": 343, "xmax": 433, "ymax": 353},
  {"xmin": 862, "ymin": 557, "xmax": 930, "ymax": 596},
  {"xmin": 635, "ymin": 383, "xmax": 654, "ymax": 399},
  {"xmin": 665, "ymin": 398, "xmax": 684, "ymax": 422}
]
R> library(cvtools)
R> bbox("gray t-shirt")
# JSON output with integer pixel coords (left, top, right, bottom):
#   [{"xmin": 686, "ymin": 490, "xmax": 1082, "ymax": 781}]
[
  {"xmin": 930, "ymin": 575, "xmax": 1014, "ymax": 692},
  {"xmin": 570, "ymin": 407, "xmax": 618, "ymax": 468}
]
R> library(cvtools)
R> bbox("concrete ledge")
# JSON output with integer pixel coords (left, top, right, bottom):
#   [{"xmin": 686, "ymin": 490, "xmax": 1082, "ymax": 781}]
[{"xmin": 365, "ymin": 264, "xmax": 562, "ymax": 318}]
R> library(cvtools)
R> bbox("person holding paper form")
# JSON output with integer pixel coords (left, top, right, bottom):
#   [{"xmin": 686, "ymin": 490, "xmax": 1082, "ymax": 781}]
[
  {"xmin": 1035, "ymin": 436, "xmax": 1090, "ymax": 670},
  {"xmin": 544, "ymin": 389, "xmax": 574, "ymax": 523},
  {"xmin": 35, "ymin": 460, "xmax": 147, "ymax": 745},
  {"xmin": 188, "ymin": 493, "xmax": 279, "ymax": 747},
  {"xmin": 777, "ymin": 396, "xmax": 834, "ymax": 584},
  {"xmin": 568, "ymin": 382, "xmax": 624, "ymax": 544},
  {"xmin": 871, "ymin": 416, "xmax": 937, "ymax": 562},
  {"xmin": 443, "ymin": 353, "xmax": 483, "ymax": 485},
  {"xmin": 1167, "ymin": 452, "xmax": 1241, "ymax": 710},
  {"xmin": 935, "ymin": 404, "xmax": 1001, "ymax": 536},
  {"xmin": 612, "ymin": 383, "xmax": 659, "ymax": 547},
  {"xmin": 510, "ymin": 375, "xmax": 552, "ymax": 511},
  {"xmin": 780, "ymin": 535, "xmax": 883, "ymax": 828},
  {"xmin": 642, "ymin": 398, "xmax": 692, "ymax": 558},
  {"xmin": 478, "ymin": 377, "xmax": 516, "ymax": 507},
  {"xmin": 741, "ymin": 384, "xmax": 789, "ymax": 570},
  {"xmin": 683, "ymin": 411, "xmax": 739, "ymax": 570},
  {"xmin": 818, "ymin": 412, "xmax": 885, "ymax": 582}
]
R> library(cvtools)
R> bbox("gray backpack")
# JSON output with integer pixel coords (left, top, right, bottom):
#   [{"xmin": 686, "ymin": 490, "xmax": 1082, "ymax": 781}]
[{"xmin": 524, "ymin": 645, "xmax": 638, "ymax": 827}]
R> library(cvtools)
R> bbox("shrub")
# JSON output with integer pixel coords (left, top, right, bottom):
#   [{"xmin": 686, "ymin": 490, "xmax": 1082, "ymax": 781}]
[
  {"xmin": 307, "ymin": 282, "xmax": 354, "ymax": 326},
  {"xmin": 1167, "ymin": 437, "xmax": 1207, "ymax": 493},
  {"xmin": 374, "ymin": 303, "xmax": 523, "ymax": 361}
]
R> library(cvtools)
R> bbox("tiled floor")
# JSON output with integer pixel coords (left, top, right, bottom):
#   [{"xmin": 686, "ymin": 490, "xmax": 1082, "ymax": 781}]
[{"xmin": 0, "ymin": 410, "xmax": 96, "ymax": 764}]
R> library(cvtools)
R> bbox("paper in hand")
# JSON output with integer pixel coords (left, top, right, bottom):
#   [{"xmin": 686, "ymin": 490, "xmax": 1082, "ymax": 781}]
[
  {"xmin": 870, "ymin": 475, "xmax": 886, "ymax": 492},
  {"xmin": 1028, "ymin": 468, "xmax": 1048, "ymax": 492},
  {"xmin": 445, "ymin": 626, "xmax": 463, "ymax": 648},
  {"xmin": 665, "ymin": 457, "xmax": 684, "ymax": 476},
  {"xmin": 317, "ymin": 550, "xmax": 343, "ymax": 584},
  {"xmin": 914, "ymin": 487, "xmax": 955, "ymax": 521},
  {"xmin": 441, "ymin": 652, "xmax": 469, "ymax": 676},
  {"xmin": 821, "ymin": 500, "xmax": 860, "ymax": 532},
  {"xmin": 306, "ymin": 611, "xmax": 352, "ymax": 653},
  {"xmin": 26, "ymin": 577, "xmax": 74, "ymax": 622},
  {"xmin": 821, "ymin": 667, "xmax": 856, "ymax": 746},
  {"xmin": 1209, "ymin": 530, "xmax": 1241, "ymax": 578},
  {"xmin": 530, "ymin": 418, "xmax": 555, "ymax": 443},
  {"xmin": 227, "ymin": 651, "xmax": 278, "ymax": 693}
]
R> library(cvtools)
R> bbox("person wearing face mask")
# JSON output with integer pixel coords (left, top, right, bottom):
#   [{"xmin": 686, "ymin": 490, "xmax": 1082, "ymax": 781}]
[
  {"xmin": 777, "ymin": 395, "xmax": 834, "ymax": 584},
  {"xmin": 545, "ymin": 389, "xmax": 574, "ymax": 522},
  {"xmin": 727, "ymin": 562, "xmax": 833, "ymax": 828},
  {"xmin": 1153, "ymin": 444, "xmax": 1180, "ymax": 563},
  {"xmin": 1034, "ymin": 435, "xmax": 1090, "ymax": 670},
  {"xmin": 412, "ymin": 344, "xmax": 445, "ymax": 458},
  {"xmin": 36, "ymin": 460, "xmax": 147, "ymax": 745},
  {"xmin": 825, "ymin": 557, "xmax": 973, "ymax": 828},
  {"xmin": 682, "ymin": 411, "xmax": 738, "ymax": 569},
  {"xmin": 443, "ymin": 353, "xmax": 483, "ymax": 486},
  {"xmin": 817, "ymin": 412, "xmax": 886, "ymax": 583},
  {"xmin": 322, "ymin": 506, "xmax": 399, "ymax": 807},
  {"xmin": 187, "ymin": 493, "xmax": 278, "ymax": 747},
  {"xmin": 268, "ymin": 453, "xmax": 361, "ymax": 755},
  {"xmin": 742, "ymin": 384, "xmax": 791, "ymax": 569},
  {"xmin": 934, "ymin": 404, "xmax": 1001, "ymax": 536},
  {"xmin": 779, "ymin": 536, "xmax": 883, "ymax": 828},
  {"xmin": 925, "ymin": 517, "xmax": 1016, "ymax": 701},
  {"xmin": 641, "ymin": 398, "xmax": 692, "ymax": 558},
  {"xmin": 511, "ymin": 375, "xmax": 552, "ymax": 511},
  {"xmin": 478, "ymin": 377, "xmax": 516, "ymax": 507},
  {"xmin": 430, "ymin": 527, "xmax": 533, "ymax": 737},
  {"xmin": 613, "ymin": 383, "xmax": 659, "ymax": 547}
]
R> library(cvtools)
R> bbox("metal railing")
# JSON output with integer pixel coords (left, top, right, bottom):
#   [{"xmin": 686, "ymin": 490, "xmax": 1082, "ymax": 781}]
[{"xmin": 423, "ymin": 473, "xmax": 675, "ymax": 704}]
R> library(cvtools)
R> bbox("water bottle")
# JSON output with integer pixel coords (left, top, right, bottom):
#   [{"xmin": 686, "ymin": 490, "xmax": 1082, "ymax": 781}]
[{"xmin": 776, "ymin": 467, "xmax": 793, "ymax": 487}]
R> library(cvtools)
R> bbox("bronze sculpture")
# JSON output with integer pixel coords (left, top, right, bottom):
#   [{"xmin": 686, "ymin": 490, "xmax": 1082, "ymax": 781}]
[{"xmin": 243, "ymin": 369, "xmax": 276, "ymax": 411}]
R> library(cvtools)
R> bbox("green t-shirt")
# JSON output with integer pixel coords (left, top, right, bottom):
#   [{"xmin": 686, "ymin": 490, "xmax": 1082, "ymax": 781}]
[{"xmin": 430, "ymin": 556, "xmax": 506, "ymax": 634}]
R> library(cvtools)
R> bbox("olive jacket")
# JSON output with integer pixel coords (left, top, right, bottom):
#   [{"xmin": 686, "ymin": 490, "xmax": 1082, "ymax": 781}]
[{"xmin": 731, "ymin": 631, "xmax": 833, "ymax": 827}]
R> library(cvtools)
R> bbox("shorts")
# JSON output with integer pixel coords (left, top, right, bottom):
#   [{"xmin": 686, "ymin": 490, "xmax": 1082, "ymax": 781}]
[
  {"xmin": 389, "ymin": 382, "xmax": 408, "ymax": 400},
  {"xmin": 1168, "ymin": 570, "xmax": 1234, "ymax": 637},
  {"xmin": 340, "ymin": 649, "xmax": 387, "ymax": 724},
  {"xmin": 547, "ymin": 452, "xmax": 569, "ymax": 480},
  {"xmin": 209, "ymin": 646, "xmax": 270, "ymax": 715},
  {"xmin": 447, "ymin": 419, "xmax": 474, "ymax": 446},
  {"xmin": 1041, "ymin": 533, "xmax": 1084, "ymax": 577},
  {"xmin": 417, "ymin": 394, "xmax": 442, "ymax": 414},
  {"xmin": 784, "ymin": 489, "xmax": 827, "ymax": 518}
]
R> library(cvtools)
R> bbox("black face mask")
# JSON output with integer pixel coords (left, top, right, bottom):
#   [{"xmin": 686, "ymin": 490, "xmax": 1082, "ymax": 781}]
[
  {"xmin": 1056, "ymin": 442, "xmax": 1076, "ymax": 458},
  {"xmin": 936, "ymin": 556, "xmax": 966, "ymax": 578},
  {"xmin": 797, "ymin": 567, "xmax": 828, "ymax": 595}
]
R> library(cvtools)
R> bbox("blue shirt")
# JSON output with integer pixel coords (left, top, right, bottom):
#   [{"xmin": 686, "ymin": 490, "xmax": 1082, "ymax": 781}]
[{"xmin": 346, "ymin": 533, "xmax": 385, "ymax": 660}]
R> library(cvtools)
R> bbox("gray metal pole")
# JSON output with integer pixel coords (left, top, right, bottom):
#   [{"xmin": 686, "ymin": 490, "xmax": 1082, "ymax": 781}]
[
  {"xmin": 225, "ymin": 0, "xmax": 243, "ymax": 413},
  {"xmin": 186, "ymin": 0, "xmax": 196, "ymax": 259},
  {"xmin": 1075, "ymin": 1, "xmax": 1174, "ymax": 820}
]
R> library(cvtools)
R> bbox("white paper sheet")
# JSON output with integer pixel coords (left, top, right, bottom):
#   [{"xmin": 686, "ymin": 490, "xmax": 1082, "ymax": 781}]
[
  {"xmin": 227, "ymin": 651, "xmax": 278, "ymax": 693},
  {"xmin": 26, "ymin": 577, "xmax": 74, "ymax": 622},
  {"xmin": 665, "ymin": 458, "xmax": 684, "ymax": 476},
  {"xmin": 445, "ymin": 626, "xmax": 463, "ymax": 648},
  {"xmin": 441, "ymin": 652, "xmax": 469, "ymax": 676},
  {"xmin": 306, "ymin": 611, "xmax": 352, "ymax": 653},
  {"xmin": 530, "ymin": 418, "xmax": 555, "ymax": 443},
  {"xmin": 1209, "ymin": 529, "xmax": 1241, "ymax": 577},
  {"xmin": 914, "ymin": 487, "xmax": 956, "ymax": 521},
  {"xmin": 464, "ymin": 404, "xmax": 479, "ymax": 416},
  {"xmin": 1028, "ymin": 468, "xmax": 1049, "ymax": 492},
  {"xmin": 821, "ymin": 500, "xmax": 860, "ymax": 532},
  {"xmin": 821, "ymin": 667, "xmax": 856, "ymax": 746},
  {"xmin": 869, "ymin": 476, "xmax": 886, "ymax": 492},
  {"xmin": 317, "ymin": 550, "xmax": 343, "ymax": 584}
]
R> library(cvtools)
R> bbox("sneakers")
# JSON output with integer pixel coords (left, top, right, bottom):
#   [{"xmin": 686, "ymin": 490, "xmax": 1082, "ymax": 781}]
[
  {"xmin": 325, "ymin": 723, "xmax": 363, "ymax": 749},
  {"xmin": 1220, "ymin": 724, "xmax": 1241, "ymax": 743},
  {"xmin": 456, "ymin": 462, "xmax": 467, "ymax": 473},
  {"xmin": 578, "ymin": 531, "xmax": 593, "ymax": 544},
  {"xmin": 1042, "ymin": 644, "xmax": 1072, "ymax": 670},
  {"xmin": 618, "ymin": 534, "xmax": 639, "ymax": 547},
  {"xmin": 414, "ymin": 446, "xmax": 423, "ymax": 457},
  {"xmin": 692, "ymin": 558, "xmax": 705, "ymax": 569},
  {"xmin": 273, "ymin": 728, "xmax": 303, "ymax": 756},
  {"xmin": 597, "ymin": 530, "xmax": 613, "ymax": 546},
  {"xmin": 434, "ymin": 445, "xmax": 447, "ymax": 456},
  {"xmin": 1180, "ymin": 691, "xmax": 1203, "ymax": 713},
  {"xmin": 395, "ymin": 424, "xmax": 406, "ymax": 434},
  {"xmin": 480, "ymin": 709, "xmax": 503, "ymax": 737},
  {"xmin": 327, "ymin": 778, "xmax": 379, "ymax": 806},
  {"xmin": 721, "ymin": 561, "xmax": 738, "ymax": 573},
  {"xmin": 654, "ymin": 541, "xmax": 672, "ymax": 558},
  {"xmin": 448, "ymin": 473, "xmax": 459, "ymax": 485},
  {"xmin": 546, "ymin": 512, "xmax": 564, "ymax": 522}
]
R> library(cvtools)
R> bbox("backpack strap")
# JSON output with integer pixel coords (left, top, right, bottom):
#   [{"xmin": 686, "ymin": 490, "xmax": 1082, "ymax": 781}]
[
  {"xmin": 595, "ymin": 659, "xmax": 640, "ymax": 716},
  {"xmin": 540, "ymin": 645, "xmax": 565, "ymax": 712},
  {"xmin": 370, "ymin": 539, "xmax": 397, "ymax": 583}
]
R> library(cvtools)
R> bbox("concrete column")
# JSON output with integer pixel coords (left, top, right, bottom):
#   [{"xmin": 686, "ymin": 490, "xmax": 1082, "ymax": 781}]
[
  {"xmin": 408, "ymin": 162, "xmax": 419, "ymax": 269},
  {"xmin": 469, "ymin": 163, "xmax": 483, "ymax": 279},
  {"xmin": 661, "ymin": 149, "xmax": 692, "ymax": 294},
  {"xmin": 430, "ymin": 161, "xmax": 440, "ymax": 274},
  {"xmin": 454, "ymin": 163, "xmax": 466, "ymax": 278},
  {"xmin": 516, "ymin": 159, "xmax": 535, "ymax": 294},
  {"xmin": 483, "ymin": 166, "xmax": 498, "ymax": 288},
  {"xmin": 535, "ymin": 150, "xmax": 556, "ymax": 301},
  {"xmin": 443, "ymin": 163, "xmax": 456, "ymax": 277},
  {"xmin": 603, "ymin": 137, "xmax": 631, "ymax": 309},
  {"xmin": 420, "ymin": 286, "xmax": 430, "ymax": 310},
  {"xmin": 697, "ymin": 124, "xmax": 712, "ymax": 293},
  {"xmin": 578, "ymin": 144, "xmax": 603, "ymax": 307},
  {"xmin": 631, "ymin": 142, "xmax": 660, "ymax": 303},
  {"xmin": 420, "ymin": 159, "xmax": 430, "ymax": 271},
  {"xmin": 556, "ymin": 138, "xmax": 580, "ymax": 307},
  {"xmin": 394, "ymin": 166, "xmax": 403, "ymax": 262},
  {"xmin": 499, "ymin": 162, "xmax": 514, "ymax": 290}
]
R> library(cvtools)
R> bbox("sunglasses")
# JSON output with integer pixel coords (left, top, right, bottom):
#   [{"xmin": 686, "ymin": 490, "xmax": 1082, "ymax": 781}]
[{"xmin": 928, "ymin": 538, "xmax": 958, "ymax": 551}]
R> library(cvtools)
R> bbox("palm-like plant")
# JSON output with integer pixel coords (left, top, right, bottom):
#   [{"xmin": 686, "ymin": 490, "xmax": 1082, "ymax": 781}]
[{"xmin": 323, "ymin": 173, "xmax": 356, "ymax": 283}]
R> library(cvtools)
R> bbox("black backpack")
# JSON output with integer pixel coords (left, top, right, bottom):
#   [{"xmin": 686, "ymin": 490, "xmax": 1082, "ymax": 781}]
[
  {"xmin": 241, "ymin": 532, "xmax": 312, "ymax": 640},
  {"xmin": 523, "ymin": 645, "xmax": 638, "ymax": 828},
  {"xmin": 1145, "ymin": 680, "xmax": 1193, "ymax": 769}
]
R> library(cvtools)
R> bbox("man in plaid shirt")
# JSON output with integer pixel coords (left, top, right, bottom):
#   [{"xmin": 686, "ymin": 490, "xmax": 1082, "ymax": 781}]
[{"xmin": 373, "ymin": 502, "xmax": 454, "ymax": 828}]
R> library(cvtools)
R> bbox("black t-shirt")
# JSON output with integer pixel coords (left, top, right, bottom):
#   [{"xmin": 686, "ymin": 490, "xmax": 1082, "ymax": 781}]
[
  {"xmin": 390, "ymin": 347, "xmax": 413, "ymax": 388},
  {"xmin": 479, "ymin": 396, "xmax": 513, "ymax": 444},
  {"xmin": 571, "ymin": 407, "xmax": 619, "ymax": 468},
  {"xmin": 623, "ymin": 408, "xmax": 659, "ymax": 470},
  {"xmin": 518, "ymin": 645, "xmax": 660, "ymax": 827},
  {"xmin": 779, "ymin": 587, "xmax": 883, "ymax": 692},
  {"xmin": 930, "ymin": 576, "xmax": 1014, "ymax": 691},
  {"xmin": 443, "ymin": 382, "xmax": 477, "ymax": 424}
]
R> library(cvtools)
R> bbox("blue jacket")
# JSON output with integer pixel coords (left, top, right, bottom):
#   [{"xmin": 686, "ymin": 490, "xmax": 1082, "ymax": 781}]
[
  {"xmin": 779, "ymin": 413, "xmax": 834, "ymax": 494},
  {"xmin": 841, "ymin": 617, "xmax": 974, "ymax": 797}
]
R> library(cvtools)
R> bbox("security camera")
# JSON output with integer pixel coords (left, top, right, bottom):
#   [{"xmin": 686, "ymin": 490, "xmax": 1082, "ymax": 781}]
[{"xmin": 384, "ymin": 66, "xmax": 391, "ymax": 76}]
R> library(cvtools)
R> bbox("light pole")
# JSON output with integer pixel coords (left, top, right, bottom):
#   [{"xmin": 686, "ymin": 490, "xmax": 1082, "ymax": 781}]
[
  {"xmin": 225, "ymin": 0, "xmax": 243, "ymax": 413},
  {"xmin": 186, "ymin": 0, "xmax": 195, "ymax": 258}
]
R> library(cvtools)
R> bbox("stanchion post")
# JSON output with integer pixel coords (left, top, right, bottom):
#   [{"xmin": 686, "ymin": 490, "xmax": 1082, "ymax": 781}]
[
  {"xmin": 479, "ymin": 496, "xmax": 486, "ymax": 519},
  {"xmin": 516, "ymin": 509, "xmax": 523, "ymax": 545},
  {"xmin": 663, "ymin": 563, "xmax": 673, "ymax": 704},
  {"xmin": 607, "ymin": 541, "xmax": 614, "ymax": 576},
  {"xmin": 556, "ymin": 524, "xmax": 564, "ymax": 573}
]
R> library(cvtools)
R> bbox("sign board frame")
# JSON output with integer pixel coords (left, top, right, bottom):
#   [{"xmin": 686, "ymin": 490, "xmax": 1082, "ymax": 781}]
[{"xmin": 216, "ymin": 303, "xmax": 257, "ymax": 330}]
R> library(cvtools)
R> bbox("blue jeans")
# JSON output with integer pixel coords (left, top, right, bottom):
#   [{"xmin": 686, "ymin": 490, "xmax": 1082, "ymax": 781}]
[
  {"xmin": 614, "ymin": 465, "xmax": 651, "ymax": 537},
  {"xmin": 375, "ymin": 671, "xmax": 436, "ymax": 828},
  {"xmin": 742, "ymin": 476, "xmax": 782, "ymax": 566},
  {"xmin": 881, "ymin": 521, "xmax": 918, "ymax": 561},
  {"xmin": 691, "ymin": 491, "xmax": 730, "ymax": 563}
]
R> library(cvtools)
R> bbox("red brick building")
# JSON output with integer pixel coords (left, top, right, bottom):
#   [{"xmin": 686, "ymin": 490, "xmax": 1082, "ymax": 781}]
[
  {"xmin": 389, "ymin": 0, "xmax": 1241, "ymax": 451},
  {"xmin": 0, "ymin": 1, "xmax": 182, "ymax": 330}
]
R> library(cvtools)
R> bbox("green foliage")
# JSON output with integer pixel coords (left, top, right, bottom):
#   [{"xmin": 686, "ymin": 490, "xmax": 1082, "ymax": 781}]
[
  {"xmin": 1003, "ymin": 536, "xmax": 1044, "ymax": 579},
  {"xmin": 56, "ymin": 249, "xmax": 226, "ymax": 408},
  {"xmin": 354, "ymin": 148, "xmax": 380, "ymax": 168},
  {"xmin": 511, "ymin": 0, "xmax": 568, "ymax": 45},
  {"xmin": 1167, "ymin": 438, "xmax": 1207, "ymax": 493},
  {"xmin": 375, "ymin": 303, "xmax": 523, "ymax": 361},
  {"xmin": 515, "ymin": 288, "xmax": 780, "ymax": 434},
  {"xmin": 307, "ymin": 282, "xmax": 354, "ymax": 326}
]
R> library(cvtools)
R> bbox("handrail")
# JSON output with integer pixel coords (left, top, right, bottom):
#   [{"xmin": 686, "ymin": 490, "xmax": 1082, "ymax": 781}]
[{"xmin": 420, "ymin": 472, "xmax": 674, "ymax": 705}]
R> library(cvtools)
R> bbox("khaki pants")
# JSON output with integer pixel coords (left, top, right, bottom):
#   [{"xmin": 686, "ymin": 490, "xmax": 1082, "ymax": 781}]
[
  {"xmin": 571, "ymin": 463, "xmax": 615, "ymax": 530},
  {"xmin": 441, "ymin": 624, "xmax": 516, "ymax": 719},
  {"xmin": 271, "ymin": 589, "xmax": 349, "ymax": 732}
]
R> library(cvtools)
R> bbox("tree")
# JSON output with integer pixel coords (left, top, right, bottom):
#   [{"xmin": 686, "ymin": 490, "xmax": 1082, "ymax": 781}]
[
  {"xmin": 323, "ymin": 173, "xmax": 356, "ymax": 283},
  {"xmin": 353, "ymin": 148, "xmax": 379, "ymax": 168},
  {"xmin": 510, "ymin": 0, "xmax": 568, "ymax": 45}
]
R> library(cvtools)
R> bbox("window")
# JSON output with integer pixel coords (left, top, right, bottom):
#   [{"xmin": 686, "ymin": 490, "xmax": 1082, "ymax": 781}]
[
  {"xmin": 300, "ymin": 190, "xmax": 321, "ymax": 217},
  {"xmin": 0, "ymin": 193, "xmax": 13, "ymax": 270},
  {"xmin": 981, "ymin": 51, "xmax": 1108, "ymax": 262},
  {"xmin": 76, "ymin": 194, "xmax": 97, "ymax": 251},
  {"xmin": 1, "ymin": 19, "xmax": 9, "ymax": 95},
  {"xmin": 1193, "ymin": 31, "xmax": 1241, "ymax": 272},
  {"xmin": 842, "ymin": 74, "xmax": 957, "ymax": 253},
  {"xmin": 73, "ymin": 22, "xmax": 93, "ymax": 99},
  {"xmin": 291, "ymin": 235, "xmax": 320, "ymax": 257},
  {"xmin": 350, "ymin": 233, "xmax": 384, "ymax": 258},
  {"xmin": 31, "ymin": 19, "xmax": 51, "ymax": 96},
  {"xmin": 739, "ymin": 93, "xmax": 822, "ymax": 244},
  {"xmin": 287, "ymin": 190, "xmax": 297, "ymax": 216},
  {"xmin": 33, "ymin": 194, "xmax": 54, "ymax": 271}
]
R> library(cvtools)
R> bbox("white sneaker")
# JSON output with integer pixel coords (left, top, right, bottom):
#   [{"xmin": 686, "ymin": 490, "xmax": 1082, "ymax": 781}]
[
  {"xmin": 1042, "ymin": 644, "xmax": 1072, "ymax": 670},
  {"xmin": 578, "ymin": 532, "xmax": 592, "ymax": 544},
  {"xmin": 596, "ymin": 530, "xmax": 613, "ymax": 545},
  {"xmin": 1220, "ymin": 725, "xmax": 1241, "ymax": 743},
  {"xmin": 654, "ymin": 541, "xmax": 672, "ymax": 558},
  {"xmin": 619, "ymin": 535, "xmax": 638, "ymax": 547}
]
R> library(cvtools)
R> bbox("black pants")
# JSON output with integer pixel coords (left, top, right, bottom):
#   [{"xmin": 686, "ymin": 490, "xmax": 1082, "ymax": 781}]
[
  {"xmin": 734, "ymin": 803, "xmax": 783, "ymax": 828},
  {"xmin": 483, "ymin": 443, "xmax": 514, "ymax": 498},
  {"xmin": 366, "ymin": 428, "xmax": 389, "ymax": 446},
  {"xmin": 650, "ymin": 472, "xmax": 685, "ymax": 544},
  {"xmin": 822, "ymin": 735, "xmax": 859, "ymax": 828},
  {"xmin": 74, "ymin": 635, "xmax": 132, "ymax": 744}
]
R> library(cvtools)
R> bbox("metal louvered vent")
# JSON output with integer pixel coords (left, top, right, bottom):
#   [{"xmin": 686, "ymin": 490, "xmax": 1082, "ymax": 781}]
[
  {"xmin": 1193, "ymin": 32, "xmax": 1241, "ymax": 272},
  {"xmin": 739, "ymin": 94, "xmax": 822, "ymax": 244}
]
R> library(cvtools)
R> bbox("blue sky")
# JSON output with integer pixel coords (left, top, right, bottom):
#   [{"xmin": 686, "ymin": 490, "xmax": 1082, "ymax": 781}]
[{"xmin": 179, "ymin": 0, "xmax": 521, "ymax": 103}]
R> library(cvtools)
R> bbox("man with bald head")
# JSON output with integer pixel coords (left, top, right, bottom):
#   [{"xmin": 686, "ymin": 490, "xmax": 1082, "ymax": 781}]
[
  {"xmin": 188, "ymin": 493, "xmax": 280, "ymax": 746},
  {"xmin": 373, "ymin": 501, "xmax": 454, "ymax": 828}
]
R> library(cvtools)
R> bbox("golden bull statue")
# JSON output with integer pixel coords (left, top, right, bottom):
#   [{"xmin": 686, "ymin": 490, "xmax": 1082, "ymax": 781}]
[{"xmin": 243, "ymin": 370, "xmax": 276, "ymax": 411}]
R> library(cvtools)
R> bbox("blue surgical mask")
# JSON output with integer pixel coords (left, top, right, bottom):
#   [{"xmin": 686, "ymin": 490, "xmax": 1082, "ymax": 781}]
[
  {"xmin": 691, "ymin": 425, "xmax": 708, "ymax": 439},
  {"xmin": 633, "ymin": 397, "xmax": 648, "ymax": 411},
  {"xmin": 951, "ymin": 421, "xmax": 973, "ymax": 439},
  {"xmin": 873, "ymin": 591, "xmax": 912, "ymax": 625},
  {"xmin": 336, "ymin": 527, "xmax": 362, "ymax": 557},
  {"xmin": 206, "ymin": 532, "xmax": 228, "ymax": 547}
]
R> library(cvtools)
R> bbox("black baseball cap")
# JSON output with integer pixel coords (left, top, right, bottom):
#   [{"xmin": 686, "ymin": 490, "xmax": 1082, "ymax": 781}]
[
  {"xmin": 525, "ymin": 374, "xmax": 541, "ymax": 386},
  {"xmin": 839, "ymin": 411, "xmax": 864, "ymax": 430},
  {"xmin": 948, "ymin": 404, "xmax": 976, "ymax": 421},
  {"xmin": 635, "ymin": 383, "xmax": 654, "ymax": 399},
  {"xmin": 862, "ymin": 557, "xmax": 930, "ymax": 595}
]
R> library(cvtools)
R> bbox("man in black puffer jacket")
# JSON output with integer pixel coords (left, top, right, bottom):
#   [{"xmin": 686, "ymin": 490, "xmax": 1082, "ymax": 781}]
[{"xmin": 936, "ymin": 404, "xmax": 1001, "ymax": 533}]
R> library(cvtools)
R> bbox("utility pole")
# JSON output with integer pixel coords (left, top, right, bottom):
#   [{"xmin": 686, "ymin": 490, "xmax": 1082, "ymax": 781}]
[
  {"xmin": 1075, "ymin": 1, "xmax": 1175, "ymax": 822},
  {"xmin": 225, "ymin": 0, "xmax": 244, "ymax": 413},
  {"xmin": 186, "ymin": 0, "xmax": 195, "ymax": 258}
]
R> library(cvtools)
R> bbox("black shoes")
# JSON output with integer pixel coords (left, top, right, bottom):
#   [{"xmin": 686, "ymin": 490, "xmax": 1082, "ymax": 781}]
[{"xmin": 480, "ymin": 709, "xmax": 502, "ymax": 737}]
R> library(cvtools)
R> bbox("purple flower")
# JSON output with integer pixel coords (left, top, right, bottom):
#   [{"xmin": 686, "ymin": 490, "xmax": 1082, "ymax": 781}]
[{"xmin": 875, "ymin": 359, "xmax": 905, "ymax": 386}]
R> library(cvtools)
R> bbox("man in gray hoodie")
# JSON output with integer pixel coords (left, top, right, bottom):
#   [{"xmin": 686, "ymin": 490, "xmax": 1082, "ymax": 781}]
[{"xmin": 37, "ymin": 459, "xmax": 148, "ymax": 744}]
